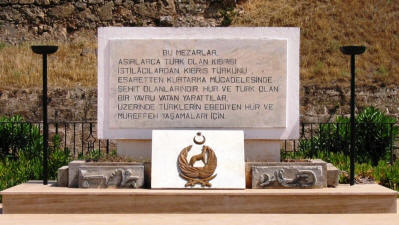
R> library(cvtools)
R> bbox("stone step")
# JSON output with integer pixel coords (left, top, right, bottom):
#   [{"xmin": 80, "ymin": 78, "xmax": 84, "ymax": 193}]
[
  {"xmin": 0, "ymin": 214, "xmax": 399, "ymax": 225},
  {"xmin": 1, "ymin": 181, "xmax": 397, "ymax": 214}
]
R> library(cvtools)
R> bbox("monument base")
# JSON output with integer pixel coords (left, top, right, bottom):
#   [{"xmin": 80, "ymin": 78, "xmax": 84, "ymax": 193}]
[
  {"xmin": 1, "ymin": 213, "xmax": 399, "ymax": 225},
  {"xmin": 1, "ymin": 181, "xmax": 396, "ymax": 214},
  {"xmin": 117, "ymin": 139, "xmax": 281, "ymax": 162}
]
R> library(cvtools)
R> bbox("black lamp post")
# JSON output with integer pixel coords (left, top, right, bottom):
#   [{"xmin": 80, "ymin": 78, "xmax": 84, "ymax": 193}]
[
  {"xmin": 31, "ymin": 45, "xmax": 58, "ymax": 185},
  {"xmin": 340, "ymin": 45, "xmax": 366, "ymax": 186}
]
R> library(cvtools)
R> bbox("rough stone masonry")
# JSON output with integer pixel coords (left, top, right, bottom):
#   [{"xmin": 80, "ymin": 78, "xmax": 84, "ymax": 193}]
[{"xmin": 0, "ymin": 0, "xmax": 237, "ymax": 43}]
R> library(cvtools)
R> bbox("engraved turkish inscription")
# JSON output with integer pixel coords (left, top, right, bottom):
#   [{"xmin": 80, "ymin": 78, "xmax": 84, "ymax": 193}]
[{"xmin": 108, "ymin": 39, "xmax": 287, "ymax": 128}]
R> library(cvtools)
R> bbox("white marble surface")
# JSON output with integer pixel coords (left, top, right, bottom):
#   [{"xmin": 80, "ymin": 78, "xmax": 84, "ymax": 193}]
[
  {"xmin": 117, "ymin": 139, "xmax": 281, "ymax": 162},
  {"xmin": 108, "ymin": 39, "xmax": 286, "ymax": 129},
  {"xmin": 151, "ymin": 130, "xmax": 245, "ymax": 189},
  {"xmin": 97, "ymin": 27, "xmax": 300, "ymax": 140}
]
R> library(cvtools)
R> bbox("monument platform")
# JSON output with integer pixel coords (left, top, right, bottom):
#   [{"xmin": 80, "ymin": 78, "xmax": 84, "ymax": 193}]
[
  {"xmin": 1, "ymin": 181, "xmax": 397, "ymax": 214},
  {"xmin": 1, "ymin": 214, "xmax": 399, "ymax": 225}
]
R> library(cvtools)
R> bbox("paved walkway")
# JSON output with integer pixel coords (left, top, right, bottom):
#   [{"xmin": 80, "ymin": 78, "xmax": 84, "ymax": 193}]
[
  {"xmin": 0, "ymin": 214, "xmax": 398, "ymax": 225},
  {"xmin": 0, "ymin": 201, "xmax": 397, "ymax": 224}
]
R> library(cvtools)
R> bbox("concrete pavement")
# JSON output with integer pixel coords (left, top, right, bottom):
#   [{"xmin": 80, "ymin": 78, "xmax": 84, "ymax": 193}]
[
  {"xmin": 0, "ymin": 200, "xmax": 397, "ymax": 225},
  {"xmin": 0, "ymin": 213, "xmax": 398, "ymax": 225}
]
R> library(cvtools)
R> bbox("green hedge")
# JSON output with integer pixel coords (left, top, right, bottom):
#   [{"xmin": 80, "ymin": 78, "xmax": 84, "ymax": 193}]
[
  {"xmin": 284, "ymin": 107, "xmax": 399, "ymax": 190},
  {"xmin": 0, "ymin": 116, "xmax": 71, "ymax": 201},
  {"xmin": 0, "ymin": 115, "xmax": 41, "ymax": 159},
  {"xmin": 299, "ymin": 107, "xmax": 398, "ymax": 166}
]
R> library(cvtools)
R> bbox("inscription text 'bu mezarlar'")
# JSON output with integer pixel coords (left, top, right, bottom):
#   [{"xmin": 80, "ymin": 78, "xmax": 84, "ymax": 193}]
[{"xmin": 178, "ymin": 132, "xmax": 217, "ymax": 187}]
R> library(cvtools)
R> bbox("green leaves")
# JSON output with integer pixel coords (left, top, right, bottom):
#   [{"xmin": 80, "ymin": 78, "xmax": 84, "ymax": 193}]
[
  {"xmin": 299, "ymin": 107, "xmax": 397, "ymax": 166},
  {"xmin": 285, "ymin": 107, "xmax": 399, "ymax": 190},
  {"xmin": 78, "ymin": 149, "xmax": 103, "ymax": 162},
  {"xmin": 0, "ymin": 116, "xmax": 72, "ymax": 201},
  {"xmin": 0, "ymin": 116, "xmax": 41, "ymax": 159}
]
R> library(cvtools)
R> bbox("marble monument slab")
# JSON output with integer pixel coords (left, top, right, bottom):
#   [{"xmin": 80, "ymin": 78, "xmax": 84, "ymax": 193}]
[
  {"xmin": 108, "ymin": 39, "xmax": 287, "ymax": 129},
  {"xmin": 151, "ymin": 130, "xmax": 245, "ymax": 189},
  {"xmin": 98, "ymin": 27, "xmax": 300, "ymax": 140}
]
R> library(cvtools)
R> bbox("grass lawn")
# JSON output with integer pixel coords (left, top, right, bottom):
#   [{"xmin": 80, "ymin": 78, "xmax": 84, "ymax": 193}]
[{"xmin": 231, "ymin": 0, "xmax": 399, "ymax": 87}]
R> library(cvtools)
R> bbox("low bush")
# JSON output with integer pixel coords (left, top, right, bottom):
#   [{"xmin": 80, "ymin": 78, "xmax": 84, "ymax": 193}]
[
  {"xmin": 0, "ymin": 142, "xmax": 71, "ymax": 202},
  {"xmin": 0, "ymin": 115, "xmax": 41, "ymax": 159},
  {"xmin": 299, "ymin": 107, "xmax": 398, "ymax": 166},
  {"xmin": 291, "ymin": 107, "xmax": 399, "ymax": 190},
  {"xmin": 373, "ymin": 160, "xmax": 399, "ymax": 191},
  {"xmin": 0, "ymin": 116, "xmax": 71, "ymax": 202}
]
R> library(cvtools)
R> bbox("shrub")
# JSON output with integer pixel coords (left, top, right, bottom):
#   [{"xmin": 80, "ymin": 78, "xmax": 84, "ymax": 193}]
[
  {"xmin": 0, "ymin": 116, "xmax": 72, "ymax": 201},
  {"xmin": 299, "ymin": 107, "xmax": 398, "ymax": 166},
  {"xmin": 0, "ymin": 142, "xmax": 71, "ymax": 201},
  {"xmin": 355, "ymin": 107, "xmax": 398, "ymax": 165},
  {"xmin": 373, "ymin": 160, "xmax": 399, "ymax": 191},
  {"xmin": 78, "ymin": 148, "xmax": 103, "ymax": 162},
  {"xmin": 0, "ymin": 115, "xmax": 41, "ymax": 159}
]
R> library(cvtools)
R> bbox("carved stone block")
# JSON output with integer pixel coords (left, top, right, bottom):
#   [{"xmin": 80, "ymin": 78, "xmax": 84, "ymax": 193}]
[
  {"xmin": 68, "ymin": 160, "xmax": 86, "ymax": 188},
  {"xmin": 252, "ymin": 165, "xmax": 325, "ymax": 189},
  {"xmin": 57, "ymin": 166, "xmax": 69, "ymax": 187},
  {"xmin": 247, "ymin": 161, "xmax": 328, "ymax": 188},
  {"xmin": 78, "ymin": 165, "xmax": 144, "ymax": 188},
  {"xmin": 80, "ymin": 175, "xmax": 107, "ymax": 188},
  {"xmin": 327, "ymin": 163, "xmax": 340, "ymax": 187}
]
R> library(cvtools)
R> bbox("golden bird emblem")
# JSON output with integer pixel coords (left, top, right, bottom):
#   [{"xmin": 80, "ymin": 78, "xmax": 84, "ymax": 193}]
[{"xmin": 177, "ymin": 133, "xmax": 217, "ymax": 187}]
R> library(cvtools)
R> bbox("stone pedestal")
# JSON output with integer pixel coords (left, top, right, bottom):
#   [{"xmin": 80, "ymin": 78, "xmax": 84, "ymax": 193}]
[
  {"xmin": 117, "ymin": 140, "xmax": 151, "ymax": 161},
  {"xmin": 117, "ymin": 139, "xmax": 280, "ymax": 162},
  {"xmin": 244, "ymin": 140, "xmax": 280, "ymax": 162},
  {"xmin": 57, "ymin": 166, "xmax": 69, "ymax": 187},
  {"xmin": 2, "ymin": 182, "xmax": 397, "ymax": 214},
  {"xmin": 66, "ymin": 161, "xmax": 145, "ymax": 188}
]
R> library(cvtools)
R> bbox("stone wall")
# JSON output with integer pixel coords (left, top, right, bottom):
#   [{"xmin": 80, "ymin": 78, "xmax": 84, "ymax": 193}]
[
  {"xmin": 0, "ymin": 0, "xmax": 396, "ymax": 123},
  {"xmin": 0, "ymin": 0, "xmax": 236, "ymax": 43},
  {"xmin": 301, "ymin": 85, "xmax": 399, "ymax": 123},
  {"xmin": 0, "ymin": 88, "xmax": 97, "ymax": 121},
  {"xmin": 1, "ymin": 86, "xmax": 398, "ymax": 123}
]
